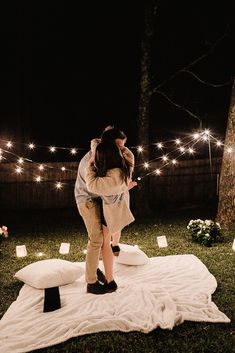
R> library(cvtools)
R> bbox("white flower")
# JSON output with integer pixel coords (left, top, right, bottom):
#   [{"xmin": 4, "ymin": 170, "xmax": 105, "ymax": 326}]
[
  {"xmin": 187, "ymin": 218, "xmax": 222, "ymax": 246},
  {"xmin": 197, "ymin": 219, "xmax": 203, "ymax": 223},
  {"xmin": 205, "ymin": 220, "xmax": 212, "ymax": 226}
]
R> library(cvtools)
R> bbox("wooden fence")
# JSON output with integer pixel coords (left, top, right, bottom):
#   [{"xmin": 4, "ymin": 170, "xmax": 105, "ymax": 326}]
[
  {"xmin": 0, "ymin": 158, "xmax": 222, "ymax": 210},
  {"xmin": 0, "ymin": 162, "xmax": 79, "ymax": 210},
  {"xmin": 147, "ymin": 157, "xmax": 221, "ymax": 208}
]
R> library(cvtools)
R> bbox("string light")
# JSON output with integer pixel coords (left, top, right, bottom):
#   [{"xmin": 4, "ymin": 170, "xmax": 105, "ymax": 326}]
[
  {"xmin": 156, "ymin": 142, "xmax": 163, "ymax": 149},
  {"xmin": 15, "ymin": 166, "xmax": 23, "ymax": 174},
  {"xmin": 193, "ymin": 133, "xmax": 200, "ymax": 140},
  {"xmin": 162, "ymin": 155, "xmax": 168, "ymax": 162},
  {"xmin": 155, "ymin": 169, "xmax": 161, "ymax": 175},
  {"xmin": 49, "ymin": 146, "xmax": 56, "ymax": 153},
  {"xmin": 18, "ymin": 157, "xmax": 24, "ymax": 164},
  {"xmin": 28, "ymin": 143, "xmax": 35, "ymax": 150},
  {"xmin": 35, "ymin": 176, "xmax": 42, "ymax": 182},
  {"xmin": 70, "ymin": 148, "xmax": 77, "ymax": 155},
  {"xmin": 55, "ymin": 182, "xmax": 62, "ymax": 189},
  {"xmin": 188, "ymin": 148, "xmax": 194, "ymax": 154},
  {"xmin": 0, "ymin": 128, "xmax": 231, "ymax": 190},
  {"xmin": 6, "ymin": 141, "xmax": 13, "ymax": 148}
]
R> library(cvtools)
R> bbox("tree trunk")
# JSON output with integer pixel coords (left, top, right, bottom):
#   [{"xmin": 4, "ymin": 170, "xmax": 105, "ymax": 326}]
[
  {"xmin": 216, "ymin": 77, "xmax": 235, "ymax": 229},
  {"xmin": 135, "ymin": 0, "xmax": 156, "ymax": 217}
]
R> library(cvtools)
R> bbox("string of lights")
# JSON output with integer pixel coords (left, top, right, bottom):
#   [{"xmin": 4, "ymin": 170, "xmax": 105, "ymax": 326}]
[{"xmin": 0, "ymin": 129, "xmax": 232, "ymax": 190}]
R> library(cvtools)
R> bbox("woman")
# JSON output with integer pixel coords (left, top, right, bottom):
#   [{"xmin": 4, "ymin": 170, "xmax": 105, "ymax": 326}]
[
  {"xmin": 86, "ymin": 141, "xmax": 137, "ymax": 290},
  {"xmin": 100, "ymin": 126, "xmax": 135, "ymax": 255}
]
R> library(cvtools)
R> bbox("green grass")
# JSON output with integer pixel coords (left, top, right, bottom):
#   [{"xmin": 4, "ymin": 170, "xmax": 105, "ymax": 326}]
[{"xmin": 0, "ymin": 207, "xmax": 234, "ymax": 353}]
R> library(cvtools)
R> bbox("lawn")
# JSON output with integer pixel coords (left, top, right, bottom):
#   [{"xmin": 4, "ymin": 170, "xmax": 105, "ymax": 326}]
[{"xmin": 0, "ymin": 206, "xmax": 234, "ymax": 353}]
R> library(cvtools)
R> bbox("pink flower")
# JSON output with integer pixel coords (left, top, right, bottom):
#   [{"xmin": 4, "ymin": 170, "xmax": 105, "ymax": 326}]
[{"xmin": 1, "ymin": 225, "xmax": 8, "ymax": 238}]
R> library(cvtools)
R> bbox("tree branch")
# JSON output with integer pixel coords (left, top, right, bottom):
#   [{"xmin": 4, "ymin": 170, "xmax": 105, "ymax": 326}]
[
  {"xmin": 155, "ymin": 89, "xmax": 202, "ymax": 128},
  {"xmin": 151, "ymin": 29, "xmax": 229, "ymax": 94},
  {"xmin": 180, "ymin": 69, "xmax": 232, "ymax": 87}
]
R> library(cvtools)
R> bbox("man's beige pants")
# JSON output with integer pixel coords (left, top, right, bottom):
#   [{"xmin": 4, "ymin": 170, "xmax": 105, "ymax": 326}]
[{"xmin": 78, "ymin": 199, "xmax": 103, "ymax": 284}]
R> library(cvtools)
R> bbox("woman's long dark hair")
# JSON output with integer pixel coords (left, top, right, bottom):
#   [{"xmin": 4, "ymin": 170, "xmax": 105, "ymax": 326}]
[{"xmin": 94, "ymin": 142, "xmax": 131, "ymax": 183}]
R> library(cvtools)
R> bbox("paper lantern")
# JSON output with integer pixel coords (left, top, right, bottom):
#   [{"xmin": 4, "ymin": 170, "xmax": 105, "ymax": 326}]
[
  {"xmin": 16, "ymin": 245, "xmax": 27, "ymax": 257},
  {"xmin": 59, "ymin": 243, "xmax": 70, "ymax": 254},
  {"xmin": 232, "ymin": 239, "xmax": 235, "ymax": 251},
  {"xmin": 156, "ymin": 236, "xmax": 168, "ymax": 248}
]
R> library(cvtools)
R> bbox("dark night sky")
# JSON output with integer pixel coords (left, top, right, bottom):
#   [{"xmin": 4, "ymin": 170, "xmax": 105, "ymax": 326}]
[{"xmin": 0, "ymin": 1, "xmax": 234, "ymax": 157}]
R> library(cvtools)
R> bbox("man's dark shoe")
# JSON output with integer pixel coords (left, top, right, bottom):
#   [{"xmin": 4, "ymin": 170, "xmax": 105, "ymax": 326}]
[
  {"xmin": 87, "ymin": 281, "xmax": 107, "ymax": 295},
  {"xmin": 97, "ymin": 268, "xmax": 106, "ymax": 284},
  {"xmin": 105, "ymin": 280, "xmax": 118, "ymax": 293}
]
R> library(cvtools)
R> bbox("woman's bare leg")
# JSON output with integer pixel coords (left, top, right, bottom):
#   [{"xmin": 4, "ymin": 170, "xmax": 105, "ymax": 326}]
[
  {"xmin": 101, "ymin": 225, "xmax": 114, "ymax": 283},
  {"xmin": 111, "ymin": 231, "xmax": 121, "ymax": 247},
  {"xmin": 110, "ymin": 231, "xmax": 121, "ymax": 256}
]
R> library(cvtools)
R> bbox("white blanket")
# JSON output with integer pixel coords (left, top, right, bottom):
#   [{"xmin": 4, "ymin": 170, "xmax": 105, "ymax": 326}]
[{"xmin": 0, "ymin": 254, "xmax": 230, "ymax": 353}]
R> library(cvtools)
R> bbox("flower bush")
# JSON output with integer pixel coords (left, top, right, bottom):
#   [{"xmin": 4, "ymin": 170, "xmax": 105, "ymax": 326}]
[
  {"xmin": 187, "ymin": 219, "xmax": 222, "ymax": 247},
  {"xmin": 0, "ymin": 225, "xmax": 8, "ymax": 239}
]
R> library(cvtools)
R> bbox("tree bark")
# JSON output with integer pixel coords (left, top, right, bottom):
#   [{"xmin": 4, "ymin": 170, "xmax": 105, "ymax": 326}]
[
  {"xmin": 135, "ymin": 0, "xmax": 156, "ymax": 217},
  {"xmin": 216, "ymin": 77, "xmax": 235, "ymax": 229}
]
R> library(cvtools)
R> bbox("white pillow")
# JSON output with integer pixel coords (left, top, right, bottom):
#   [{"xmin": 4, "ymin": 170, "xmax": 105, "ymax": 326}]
[
  {"xmin": 14, "ymin": 258, "xmax": 84, "ymax": 289},
  {"xmin": 115, "ymin": 243, "xmax": 149, "ymax": 266}
]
